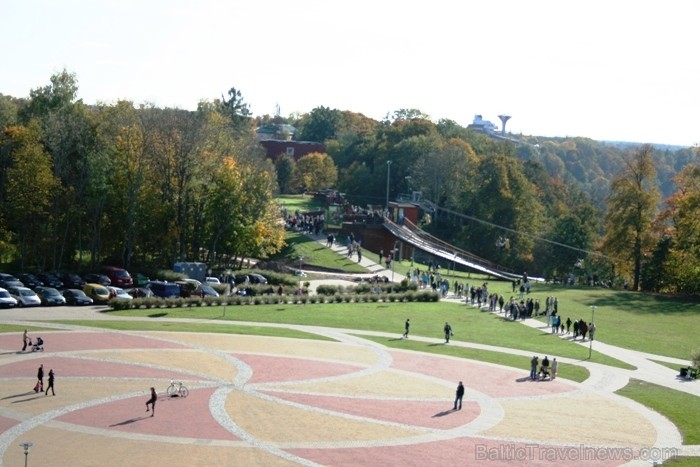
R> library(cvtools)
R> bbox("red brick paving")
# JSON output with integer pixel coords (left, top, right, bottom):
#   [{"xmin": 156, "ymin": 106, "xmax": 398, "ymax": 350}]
[
  {"xmin": 57, "ymin": 387, "xmax": 240, "ymax": 441},
  {"xmin": 0, "ymin": 356, "xmax": 192, "ymax": 380},
  {"xmin": 390, "ymin": 351, "xmax": 575, "ymax": 398},
  {"xmin": 235, "ymin": 354, "xmax": 365, "ymax": 384}
]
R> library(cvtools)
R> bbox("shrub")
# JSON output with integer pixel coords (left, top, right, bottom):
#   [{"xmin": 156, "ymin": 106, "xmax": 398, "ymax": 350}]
[
  {"xmin": 334, "ymin": 295, "xmax": 344, "ymax": 303},
  {"xmin": 692, "ymin": 349, "xmax": 700, "ymax": 369},
  {"xmin": 154, "ymin": 270, "xmax": 188, "ymax": 282}
]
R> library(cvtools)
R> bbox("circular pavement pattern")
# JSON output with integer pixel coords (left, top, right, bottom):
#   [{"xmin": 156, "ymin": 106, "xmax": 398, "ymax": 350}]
[{"xmin": 0, "ymin": 329, "xmax": 679, "ymax": 466}]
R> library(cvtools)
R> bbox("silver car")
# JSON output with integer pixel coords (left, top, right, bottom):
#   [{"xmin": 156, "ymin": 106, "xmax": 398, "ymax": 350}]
[{"xmin": 8, "ymin": 286, "xmax": 41, "ymax": 307}]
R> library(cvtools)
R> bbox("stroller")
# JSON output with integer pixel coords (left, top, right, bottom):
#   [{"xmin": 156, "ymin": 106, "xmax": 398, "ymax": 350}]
[{"xmin": 31, "ymin": 337, "xmax": 44, "ymax": 352}]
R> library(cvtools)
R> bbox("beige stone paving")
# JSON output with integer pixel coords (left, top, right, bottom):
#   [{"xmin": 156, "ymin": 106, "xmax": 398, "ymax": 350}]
[
  {"xmin": 87, "ymin": 349, "xmax": 237, "ymax": 382},
  {"xmin": 0, "ymin": 380, "xmax": 156, "ymax": 417},
  {"xmin": 273, "ymin": 368, "xmax": 452, "ymax": 399},
  {"xmin": 226, "ymin": 390, "xmax": 424, "ymax": 443},
  {"xmin": 483, "ymin": 392, "xmax": 657, "ymax": 447},
  {"xmin": 154, "ymin": 332, "xmax": 379, "ymax": 365},
  {"xmin": 2, "ymin": 426, "xmax": 298, "ymax": 467}
]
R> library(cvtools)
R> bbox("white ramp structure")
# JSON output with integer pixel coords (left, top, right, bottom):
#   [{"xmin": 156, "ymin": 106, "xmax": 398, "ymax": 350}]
[{"xmin": 383, "ymin": 218, "xmax": 543, "ymax": 282}]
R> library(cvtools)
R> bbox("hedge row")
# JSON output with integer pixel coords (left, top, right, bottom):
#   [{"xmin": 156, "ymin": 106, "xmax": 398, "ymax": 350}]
[{"xmin": 108, "ymin": 290, "xmax": 440, "ymax": 310}]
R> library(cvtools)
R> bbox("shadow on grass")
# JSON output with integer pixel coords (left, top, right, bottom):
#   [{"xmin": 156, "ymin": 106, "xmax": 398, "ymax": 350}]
[{"xmin": 148, "ymin": 312, "xmax": 168, "ymax": 318}]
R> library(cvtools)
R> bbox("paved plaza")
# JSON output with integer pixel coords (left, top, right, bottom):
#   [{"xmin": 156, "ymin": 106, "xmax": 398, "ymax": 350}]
[{"xmin": 0, "ymin": 311, "xmax": 694, "ymax": 466}]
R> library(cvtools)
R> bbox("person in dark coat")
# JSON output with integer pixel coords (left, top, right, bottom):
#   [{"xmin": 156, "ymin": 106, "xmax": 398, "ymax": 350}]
[
  {"xmin": 444, "ymin": 322, "xmax": 452, "ymax": 343},
  {"xmin": 403, "ymin": 319, "xmax": 410, "ymax": 338},
  {"xmin": 45, "ymin": 369, "xmax": 55, "ymax": 396},
  {"xmin": 146, "ymin": 387, "xmax": 157, "ymax": 416},
  {"xmin": 454, "ymin": 381, "xmax": 465, "ymax": 410},
  {"xmin": 35, "ymin": 364, "xmax": 44, "ymax": 392}
]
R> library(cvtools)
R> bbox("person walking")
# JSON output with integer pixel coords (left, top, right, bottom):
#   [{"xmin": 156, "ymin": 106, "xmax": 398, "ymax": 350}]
[
  {"xmin": 403, "ymin": 318, "xmax": 410, "ymax": 338},
  {"xmin": 551, "ymin": 358, "xmax": 558, "ymax": 380},
  {"xmin": 145, "ymin": 387, "xmax": 157, "ymax": 417},
  {"xmin": 22, "ymin": 329, "xmax": 29, "ymax": 352},
  {"xmin": 35, "ymin": 364, "xmax": 44, "ymax": 393},
  {"xmin": 454, "ymin": 381, "xmax": 465, "ymax": 410},
  {"xmin": 443, "ymin": 322, "xmax": 452, "ymax": 343},
  {"xmin": 45, "ymin": 369, "xmax": 55, "ymax": 395},
  {"xmin": 589, "ymin": 322, "xmax": 596, "ymax": 341}
]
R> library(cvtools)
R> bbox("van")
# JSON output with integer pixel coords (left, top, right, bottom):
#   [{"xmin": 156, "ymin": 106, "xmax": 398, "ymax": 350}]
[
  {"xmin": 149, "ymin": 281, "xmax": 181, "ymax": 299},
  {"xmin": 84, "ymin": 283, "xmax": 111, "ymax": 304},
  {"xmin": 100, "ymin": 266, "xmax": 133, "ymax": 287}
]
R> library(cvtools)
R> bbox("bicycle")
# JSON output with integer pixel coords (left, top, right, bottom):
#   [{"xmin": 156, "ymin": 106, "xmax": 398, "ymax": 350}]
[{"xmin": 166, "ymin": 380, "xmax": 189, "ymax": 398}]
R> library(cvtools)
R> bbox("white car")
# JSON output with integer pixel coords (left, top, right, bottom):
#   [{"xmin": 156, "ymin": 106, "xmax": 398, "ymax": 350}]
[
  {"xmin": 108, "ymin": 286, "xmax": 133, "ymax": 300},
  {"xmin": 205, "ymin": 276, "xmax": 220, "ymax": 284},
  {"xmin": 7, "ymin": 286, "xmax": 41, "ymax": 307},
  {"xmin": 0, "ymin": 287, "xmax": 18, "ymax": 308}
]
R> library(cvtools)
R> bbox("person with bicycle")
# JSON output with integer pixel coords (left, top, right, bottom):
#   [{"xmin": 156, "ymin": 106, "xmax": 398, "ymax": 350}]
[{"xmin": 146, "ymin": 387, "xmax": 157, "ymax": 416}]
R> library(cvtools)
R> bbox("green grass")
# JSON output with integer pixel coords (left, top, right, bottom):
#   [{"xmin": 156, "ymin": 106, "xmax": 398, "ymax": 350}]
[
  {"xmin": 276, "ymin": 194, "xmax": 324, "ymax": 212},
  {"xmin": 359, "ymin": 334, "xmax": 590, "ymax": 382},
  {"xmin": 0, "ymin": 324, "xmax": 56, "ymax": 333},
  {"xmin": 616, "ymin": 379, "xmax": 700, "ymax": 445},
  {"xmin": 277, "ymin": 232, "xmax": 368, "ymax": 273},
  {"xmin": 506, "ymin": 283, "xmax": 700, "ymax": 360},
  {"xmin": 104, "ymin": 301, "xmax": 633, "ymax": 369},
  {"xmin": 53, "ymin": 320, "xmax": 335, "ymax": 341}
]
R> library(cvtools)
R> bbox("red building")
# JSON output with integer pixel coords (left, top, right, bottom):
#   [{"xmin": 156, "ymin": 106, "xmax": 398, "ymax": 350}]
[{"xmin": 260, "ymin": 140, "xmax": 325, "ymax": 162}]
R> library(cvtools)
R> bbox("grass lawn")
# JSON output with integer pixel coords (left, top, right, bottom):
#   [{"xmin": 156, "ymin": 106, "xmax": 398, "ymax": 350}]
[
  {"xmin": 52, "ymin": 320, "xmax": 334, "ymax": 341},
  {"xmin": 616, "ymin": 379, "xmax": 700, "ymax": 445},
  {"xmin": 0, "ymin": 324, "xmax": 55, "ymax": 333},
  {"xmin": 104, "ymin": 301, "xmax": 632, "ymax": 369},
  {"xmin": 511, "ymin": 283, "xmax": 700, "ymax": 360},
  {"xmin": 277, "ymin": 232, "xmax": 368, "ymax": 273},
  {"xmin": 276, "ymin": 194, "xmax": 324, "ymax": 212},
  {"xmin": 359, "ymin": 334, "xmax": 590, "ymax": 383}
]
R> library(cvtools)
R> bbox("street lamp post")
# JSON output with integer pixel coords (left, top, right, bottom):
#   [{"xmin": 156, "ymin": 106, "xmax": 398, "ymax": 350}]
[
  {"xmin": 385, "ymin": 160, "xmax": 392, "ymax": 212},
  {"xmin": 19, "ymin": 442, "xmax": 32, "ymax": 467},
  {"xmin": 589, "ymin": 306, "xmax": 596, "ymax": 359}
]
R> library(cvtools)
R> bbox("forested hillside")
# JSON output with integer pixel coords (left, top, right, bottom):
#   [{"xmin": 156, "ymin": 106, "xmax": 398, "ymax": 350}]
[{"xmin": 2, "ymin": 72, "xmax": 699, "ymax": 295}]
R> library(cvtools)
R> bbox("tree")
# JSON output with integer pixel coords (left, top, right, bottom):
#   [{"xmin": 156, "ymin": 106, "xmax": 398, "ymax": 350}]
[
  {"xmin": 600, "ymin": 145, "xmax": 659, "ymax": 290},
  {"xmin": 2, "ymin": 122, "xmax": 59, "ymax": 270},
  {"xmin": 220, "ymin": 87, "xmax": 252, "ymax": 133},
  {"xmin": 298, "ymin": 106, "xmax": 341, "ymax": 142},
  {"xmin": 291, "ymin": 152, "xmax": 338, "ymax": 192},
  {"xmin": 275, "ymin": 154, "xmax": 295, "ymax": 194}
]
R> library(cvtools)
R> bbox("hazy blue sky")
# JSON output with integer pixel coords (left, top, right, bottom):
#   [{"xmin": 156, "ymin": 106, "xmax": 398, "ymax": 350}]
[{"xmin": 2, "ymin": 0, "xmax": 698, "ymax": 146}]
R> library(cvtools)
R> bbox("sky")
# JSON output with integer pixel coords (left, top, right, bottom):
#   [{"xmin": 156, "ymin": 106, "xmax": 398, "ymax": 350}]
[{"xmin": 2, "ymin": 0, "xmax": 698, "ymax": 147}]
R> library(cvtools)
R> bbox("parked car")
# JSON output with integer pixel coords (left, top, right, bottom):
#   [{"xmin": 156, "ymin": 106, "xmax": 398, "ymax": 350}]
[
  {"xmin": 0, "ymin": 287, "xmax": 18, "ymax": 308},
  {"xmin": 36, "ymin": 273, "xmax": 63, "ymax": 289},
  {"xmin": 83, "ymin": 273, "xmax": 111, "ymax": 286},
  {"xmin": 205, "ymin": 276, "xmax": 220, "ymax": 284},
  {"xmin": 35, "ymin": 286, "xmax": 66, "ymax": 306},
  {"xmin": 7, "ymin": 286, "xmax": 41, "ymax": 307},
  {"xmin": 62, "ymin": 289, "xmax": 94, "ymax": 306},
  {"xmin": 100, "ymin": 266, "xmax": 133, "ymax": 287},
  {"xmin": 235, "ymin": 273, "xmax": 268, "ymax": 285},
  {"xmin": 197, "ymin": 284, "xmax": 219, "ymax": 297},
  {"xmin": 17, "ymin": 273, "xmax": 43, "ymax": 289},
  {"xmin": 0, "ymin": 273, "xmax": 24, "ymax": 289},
  {"xmin": 132, "ymin": 273, "xmax": 150, "ymax": 287},
  {"xmin": 83, "ymin": 283, "xmax": 111, "ymax": 304},
  {"xmin": 125, "ymin": 287, "xmax": 154, "ymax": 298},
  {"xmin": 175, "ymin": 280, "xmax": 198, "ymax": 298},
  {"xmin": 148, "ymin": 281, "xmax": 181, "ymax": 299},
  {"xmin": 107, "ymin": 286, "xmax": 133, "ymax": 300},
  {"xmin": 56, "ymin": 272, "xmax": 85, "ymax": 289}
]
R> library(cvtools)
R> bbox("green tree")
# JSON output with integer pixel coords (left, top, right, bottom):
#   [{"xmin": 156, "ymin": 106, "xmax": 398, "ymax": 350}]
[
  {"xmin": 291, "ymin": 152, "xmax": 338, "ymax": 192},
  {"xmin": 2, "ymin": 122, "xmax": 59, "ymax": 270},
  {"xmin": 600, "ymin": 145, "xmax": 659, "ymax": 291},
  {"xmin": 275, "ymin": 154, "xmax": 295, "ymax": 194},
  {"xmin": 298, "ymin": 106, "xmax": 341, "ymax": 142}
]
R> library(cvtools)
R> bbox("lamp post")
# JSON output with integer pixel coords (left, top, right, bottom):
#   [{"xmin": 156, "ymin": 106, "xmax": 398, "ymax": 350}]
[
  {"xmin": 298, "ymin": 256, "xmax": 304, "ymax": 292},
  {"xmin": 19, "ymin": 442, "xmax": 32, "ymax": 467},
  {"xmin": 385, "ymin": 160, "xmax": 392, "ymax": 212},
  {"xmin": 589, "ymin": 305, "xmax": 596, "ymax": 359}
]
